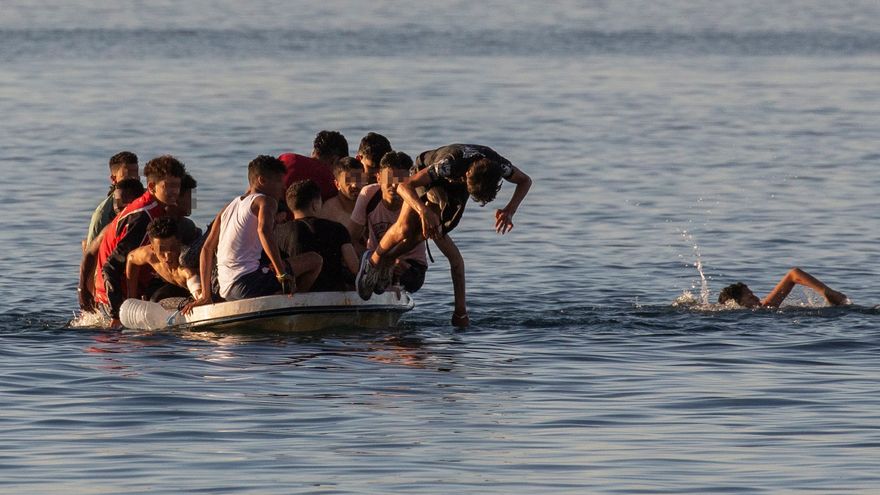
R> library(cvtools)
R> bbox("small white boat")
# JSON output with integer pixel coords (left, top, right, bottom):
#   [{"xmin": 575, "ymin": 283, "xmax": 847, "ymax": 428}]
[{"xmin": 119, "ymin": 291, "xmax": 415, "ymax": 332}]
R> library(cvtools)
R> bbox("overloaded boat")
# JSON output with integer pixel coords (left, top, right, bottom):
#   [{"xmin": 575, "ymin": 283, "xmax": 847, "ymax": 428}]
[{"xmin": 118, "ymin": 290, "xmax": 415, "ymax": 332}]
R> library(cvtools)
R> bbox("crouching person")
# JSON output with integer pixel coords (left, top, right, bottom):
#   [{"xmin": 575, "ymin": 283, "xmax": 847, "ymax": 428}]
[{"xmin": 126, "ymin": 217, "xmax": 202, "ymax": 303}]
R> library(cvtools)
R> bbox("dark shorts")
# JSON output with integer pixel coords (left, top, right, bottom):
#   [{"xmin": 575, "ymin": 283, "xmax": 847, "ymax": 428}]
[
  {"xmin": 224, "ymin": 265, "xmax": 281, "ymax": 301},
  {"xmin": 398, "ymin": 260, "xmax": 427, "ymax": 293}
]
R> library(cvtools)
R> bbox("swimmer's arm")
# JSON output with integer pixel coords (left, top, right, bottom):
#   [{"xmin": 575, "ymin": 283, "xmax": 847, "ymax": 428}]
[
  {"xmin": 762, "ymin": 267, "xmax": 848, "ymax": 307},
  {"xmin": 495, "ymin": 166, "xmax": 532, "ymax": 234},
  {"xmin": 433, "ymin": 235, "xmax": 468, "ymax": 327},
  {"xmin": 125, "ymin": 246, "xmax": 153, "ymax": 300}
]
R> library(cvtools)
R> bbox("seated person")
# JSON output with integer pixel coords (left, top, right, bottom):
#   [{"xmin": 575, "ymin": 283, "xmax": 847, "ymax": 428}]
[
  {"xmin": 278, "ymin": 130, "xmax": 349, "ymax": 202},
  {"xmin": 78, "ymin": 178, "xmax": 146, "ymax": 311},
  {"xmin": 282, "ymin": 179, "xmax": 359, "ymax": 292},
  {"xmin": 126, "ymin": 217, "xmax": 202, "ymax": 302},
  {"xmin": 350, "ymin": 151, "xmax": 428, "ymax": 293},
  {"xmin": 85, "ymin": 151, "xmax": 139, "ymax": 248},
  {"xmin": 355, "ymin": 132, "xmax": 392, "ymax": 184},
  {"xmin": 186, "ymin": 156, "xmax": 321, "ymax": 308},
  {"xmin": 718, "ymin": 267, "xmax": 849, "ymax": 308},
  {"xmin": 318, "ymin": 156, "xmax": 365, "ymax": 226},
  {"xmin": 167, "ymin": 172, "xmax": 202, "ymax": 245}
]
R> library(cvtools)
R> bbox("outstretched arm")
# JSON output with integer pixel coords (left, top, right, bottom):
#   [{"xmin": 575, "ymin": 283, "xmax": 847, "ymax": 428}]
[
  {"xmin": 433, "ymin": 235, "xmax": 468, "ymax": 327},
  {"xmin": 183, "ymin": 210, "xmax": 222, "ymax": 313},
  {"xmin": 762, "ymin": 267, "xmax": 848, "ymax": 308},
  {"xmin": 495, "ymin": 165, "xmax": 531, "ymax": 234},
  {"xmin": 125, "ymin": 246, "xmax": 153, "ymax": 301}
]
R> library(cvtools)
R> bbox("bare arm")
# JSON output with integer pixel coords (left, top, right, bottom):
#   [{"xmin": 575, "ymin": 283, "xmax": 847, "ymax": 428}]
[
  {"xmin": 341, "ymin": 242, "xmax": 359, "ymax": 275},
  {"xmin": 77, "ymin": 226, "xmax": 107, "ymax": 311},
  {"xmin": 125, "ymin": 246, "xmax": 153, "ymax": 301},
  {"xmin": 254, "ymin": 195, "xmax": 293, "ymax": 288},
  {"xmin": 762, "ymin": 267, "xmax": 848, "ymax": 308},
  {"xmin": 398, "ymin": 168, "xmax": 442, "ymax": 240},
  {"xmin": 433, "ymin": 235, "xmax": 468, "ymax": 327},
  {"xmin": 183, "ymin": 209, "xmax": 222, "ymax": 312},
  {"xmin": 495, "ymin": 165, "xmax": 532, "ymax": 234}
]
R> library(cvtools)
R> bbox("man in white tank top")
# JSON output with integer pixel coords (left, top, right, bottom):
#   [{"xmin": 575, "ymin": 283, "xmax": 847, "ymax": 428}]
[{"xmin": 185, "ymin": 156, "xmax": 298, "ymax": 308}]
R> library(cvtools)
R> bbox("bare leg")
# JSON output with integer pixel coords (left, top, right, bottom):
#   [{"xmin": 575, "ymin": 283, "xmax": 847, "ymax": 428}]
[
  {"xmin": 762, "ymin": 267, "xmax": 848, "ymax": 307},
  {"xmin": 370, "ymin": 202, "xmax": 428, "ymax": 269}
]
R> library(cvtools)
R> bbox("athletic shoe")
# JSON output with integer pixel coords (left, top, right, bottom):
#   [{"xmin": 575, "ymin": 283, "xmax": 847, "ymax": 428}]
[
  {"xmin": 356, "ymin": 250, "xmax": 377, "ymax": 300},
  {"xmin": 373, "ymin": 265, "xmax": 393, "ymax": 295}
]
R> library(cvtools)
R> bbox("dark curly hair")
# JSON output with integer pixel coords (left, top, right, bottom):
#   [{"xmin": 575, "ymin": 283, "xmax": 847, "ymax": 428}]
[
  {"xmin": 247, "ymin": 155, "xmax": 285, "ymax": 184},
  {"xmin": 109, "ymin": 151, "xmax": 138, "ymax": 173},
  {"xmin": 718, "ymin": 282, "xmax": 750, "ymax": 305},
  {"xmin": 313, "ymin": 130, "xmax": 349, "ymax": 162},
  {"xmin": 114, "ymin": 178, "xmax": 145, "ymax": 197},
  {"xmin": 332, "ymin": 156, "xmax": 363, "ymax": 177},
  {"xmin": 357, "ymin": 132, "xmax": 392, "ymax": 165},
  {"xmin": 181, "ymin": 173, "xmax": 197, "ymax": 191},
  {"xmin": 379, "ymin": 151, "xmax": 412, "ymax": 171},
  {"xmin": 285, "ymin": 179, "xmax": 322, "ymax": 211},
  {"xmin": 144, "ymin": 155, "xmax": 186, "ymax": 183},
  {"xmin": 465, "ymin": 158, "xmax": 504, "ymax": 206},
  {"xmin": 147, "ymin": 216, "xmax": 178, "ymax": 240}
]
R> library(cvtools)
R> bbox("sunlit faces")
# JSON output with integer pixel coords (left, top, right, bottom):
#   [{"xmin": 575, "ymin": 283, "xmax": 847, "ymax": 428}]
[
  {"xmin": 111, "ymin": 163, "xmax": 139, "ymax": 184},
  {"xmin": 151, "ymin": 235, "xmax": 181, "ymax": 269},
  {"xmin": 357, "ymin": 154, "xmax": 379, "ymax": 184},
  {"xmin": 149, "ymin": 176, "xmax": 182, "ymax": 206},
  {"xmin": 335, "ymin": 170, "xmax": 366, "ymax": 200},
  {"xmin": 379, "ymin": 168, "xmax": 409, "ymax": 205},
  {"xmin": 168, "ymin": 188, "xmax": 194, "ymax": 217}
]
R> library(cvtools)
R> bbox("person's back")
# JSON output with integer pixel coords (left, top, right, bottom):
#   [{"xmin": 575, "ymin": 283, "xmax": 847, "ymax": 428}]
[
  {"xmin": 279, "ymin": 130, "xmax": 350, "ymax": 202},
  {"xmin": 216, "ymin": 193, "xmax": 265, "ymax": 298}
]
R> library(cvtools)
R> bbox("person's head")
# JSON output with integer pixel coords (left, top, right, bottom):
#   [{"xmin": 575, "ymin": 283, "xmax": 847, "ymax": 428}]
[
  {"xmin": 112, "ymin": 178, "xmax": 146, "ymax": 214},
  {"xmin": 378, "ymin": 151, "xmax": 413, "ymax": 207},
  {"xmin": 147, "ymin": 216, "xmax": 181, "ymax": 269},
  {"xmin": 332, "ymin": 156, "xmax": 366, "ymax": 201},
  {"xmin": 718, "ymin": 282, "xmax": 761, "ymax": 308},
  {"xmin": 356, "ymin": 132, "xmax": 392, "ymax": 181},
  {"xmin": 143, "ymin": 155, "xmax": 185, "ymax": 207},
  {"xmin": 465, "ymin": 158, "xmax": 505, "ymax": 206},
  {"xmin": 247, "ymin": 155, "xmax": 286, "ymax": 200},
  {"xmin": 108, "ymin": 151, "xmax": 139, "ymax": 185},
  {"xmin": 312, "ymin": 130, "xmax": 349, "ymax": 164},
  {"xmin": 285, "ymin": 179, "xmax": 322, "ymax": 214},
  {"xmin": 168, "ymin": 173, "xmax": 197, "ymax": 217}
]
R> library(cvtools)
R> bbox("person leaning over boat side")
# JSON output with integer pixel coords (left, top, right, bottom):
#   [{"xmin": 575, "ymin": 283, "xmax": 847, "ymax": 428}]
[
  {"xmin": 718, "ymin": 267, "xmax": 849, "ymax": 308},
  {"xmin": 185, "ymin": 156, "xmax": 316, "ymax": 312},
  {"xmin": 356, "ymin": 144, "xmax": 532, "ymax": 327},
  {"xmin": 282, "ymin": 179, "xmax": 359, "ymax": 292},
  {"xmin": 126, "ymin": 217, "xmax": 201, "ymax": 303},
  {"xmin": 88, "ymin": 155, "xmax": 185, "ymax": 328},
  {"xmin": 349, "ymin": 151, "xmax": 428, "ymax": 294},
  {"xmin": 278, "ymin": 130, "xmax": 349, "ymax": 203},
  {"xmin": 84, "ymin": 151, "xmax": 139, "ymax": 248},
  {"xmin": 356, "ymin": 132, "xmax": 392, "ymax": 185},
  {"xmin": 78, "ymin": 178, "xmax": 146, "ymax": 312}
]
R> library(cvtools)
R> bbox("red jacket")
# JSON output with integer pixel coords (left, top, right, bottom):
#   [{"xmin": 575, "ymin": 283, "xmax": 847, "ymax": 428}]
[{"xmin": 278, "ymin": 153, "xmax": 338, "ymax": 202}]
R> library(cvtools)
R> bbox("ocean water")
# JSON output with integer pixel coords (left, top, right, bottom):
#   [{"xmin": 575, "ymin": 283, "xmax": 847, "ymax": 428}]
[{"xmin": 2, "ymin": 1, "xmax": 880, "ymax": 493}]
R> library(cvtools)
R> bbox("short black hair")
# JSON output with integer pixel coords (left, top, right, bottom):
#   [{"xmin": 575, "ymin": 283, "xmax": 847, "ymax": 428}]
[
  {"xmin": 358, "ymin": 132, "xmax": 392, "ymax": 165},
  {"xmin": 465, "ymin": 157, "xmax": 504, "ymax": 206},
  {"xmin": 285, "ymin": 179, "xmax": 322, "ymax": 211},
  {"xmin": 718, "ymin": 282, "xmax": 749, "ymax": 305},
  {"xmin": 247, "ymin": 155, "xmax": 285, "ymax": 184},
  {"xmin": 109, "ymin": 151, "xmax": 138, "ymax": 173},
  {"xmin": 181, "ymin": 173, "xmax": 197, "ymax": 191},
  {"xmin": 147, "ymin": 216, "xmax": 178, "ymax": 240},
  {"xmin": 313, "ymin": 130, "xmax": 349, "ymax": 161},
  {"xmin": 144, "ymin": 155, "xmax": 186, "ymax": 183},
  {"xmin": 332, "ymin": 156, "xmax": 363, "ymax": 176},
  {"xmin": 379, "ymin": 150, "xmax": 413, "ymax": 171},
  {"xmin": 114, "ymin": 178, "xmax": 146, "ymax": 197}
]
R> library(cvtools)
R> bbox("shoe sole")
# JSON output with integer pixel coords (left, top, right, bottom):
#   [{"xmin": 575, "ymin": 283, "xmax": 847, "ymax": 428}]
[{"xmin": 355, "ymin": 250, "xmax": 374, "ymax": 300}]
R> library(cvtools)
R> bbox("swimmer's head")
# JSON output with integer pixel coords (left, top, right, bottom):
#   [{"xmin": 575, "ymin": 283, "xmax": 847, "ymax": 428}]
[
  {"xmin": 466, "ymin": 158, "xmax": 504, "ymax": 206},
  {"xmin": 147, "ymin": 216, "xmax": 181, "ymax": 269},
  {"xmin": 718, "ymin": 282, "xmax": 761, "ymax": 308}
]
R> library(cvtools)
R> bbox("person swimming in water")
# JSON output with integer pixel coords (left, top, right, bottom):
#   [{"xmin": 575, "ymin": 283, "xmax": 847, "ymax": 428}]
[{"xmin": 718, "ymin": 267, "xmax": 849, "ymax": 308}]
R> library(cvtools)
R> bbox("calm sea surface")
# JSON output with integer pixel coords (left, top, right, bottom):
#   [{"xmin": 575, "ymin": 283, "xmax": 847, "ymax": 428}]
[{"xmin": 2, "ymin": 1, "xmax": 880, "ymax": 493}]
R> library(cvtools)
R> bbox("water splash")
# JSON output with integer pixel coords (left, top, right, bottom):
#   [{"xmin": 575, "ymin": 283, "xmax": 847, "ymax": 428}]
[{"xmin": 680, "ymin": 230, "xmax": 710, "ymax": 305}]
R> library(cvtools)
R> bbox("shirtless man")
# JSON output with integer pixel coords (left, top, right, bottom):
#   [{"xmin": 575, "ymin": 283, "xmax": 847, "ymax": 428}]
[
  {"xmin": 718, "ymin": 267, "xmax": 849, "ymax": 308},
  {"xmin": 126, "ymin": 217, "xmax": 202, "ymax": 302}
]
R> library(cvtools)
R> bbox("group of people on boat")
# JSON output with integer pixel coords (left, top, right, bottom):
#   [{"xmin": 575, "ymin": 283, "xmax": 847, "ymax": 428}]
[{"xmin": 77, "ymin": 131, "xmax": 533, "ymax": 329}]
